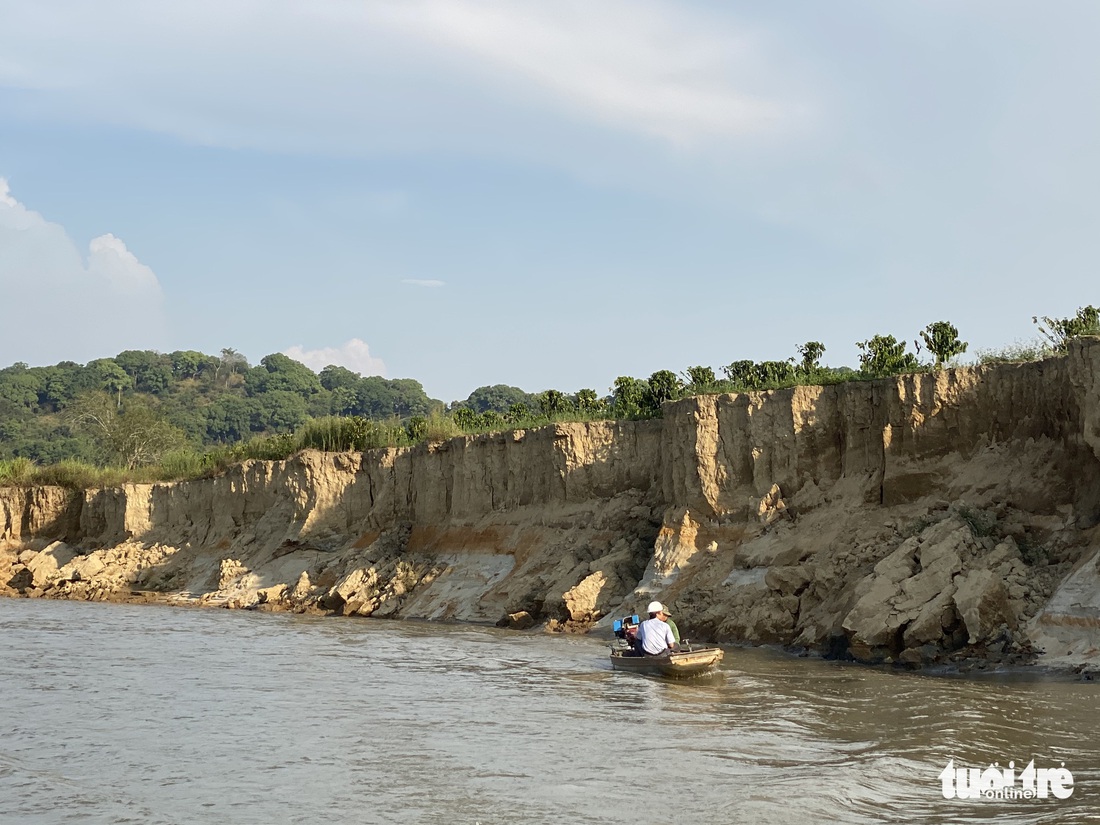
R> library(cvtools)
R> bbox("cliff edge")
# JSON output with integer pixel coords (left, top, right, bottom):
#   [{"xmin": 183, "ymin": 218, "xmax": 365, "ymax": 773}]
[{"xmin": 3, "ymin": 339, "xmax": 1100, "ymax": 671}]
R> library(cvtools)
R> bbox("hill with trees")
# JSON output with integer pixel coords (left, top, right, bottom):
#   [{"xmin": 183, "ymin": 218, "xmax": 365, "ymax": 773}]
[{"xmin": 0, "ymin": 348, "xmax": 439, "ymax": 468}]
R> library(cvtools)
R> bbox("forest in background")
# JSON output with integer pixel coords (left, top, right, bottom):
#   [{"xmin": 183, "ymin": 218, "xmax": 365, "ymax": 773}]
[
  {"xmin": 0, "ymin": 349, "xmax": 447, "ymax": 465},
  {"xmin": 0, "ymin": 308, "xmax": 1096, "ymax": 487}
]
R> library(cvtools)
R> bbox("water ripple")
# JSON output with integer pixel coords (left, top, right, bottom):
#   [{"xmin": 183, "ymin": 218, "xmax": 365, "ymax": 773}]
[{"xmin": 1, "ymin": 599, "xmax": 1098, "ymax": 824}]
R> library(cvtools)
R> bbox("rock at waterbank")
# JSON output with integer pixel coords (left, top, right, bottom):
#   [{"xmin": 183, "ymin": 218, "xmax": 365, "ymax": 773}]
[
  {"xmin": 837, "ymin": 516, "xmax": 1048, "ymax": 665},
  {"xmin": 1, "ymin": 541, "xmax": 79, "ymax": 594},
  {"xmin": 24, "ymin": 541, "xmax": 79, "ymax": 588},
  {"xmin": 501, "ymin": 610, "xmax": 536, "ymax": 630},
  {"xmin": 1, "ymin": 539, "xmax": 180, "ymax": 601},
  {"xmin": 57, "ymin": 554, "xmax": 107, "ymax": 583},
  {"xmin": 954, "ymin": 569, "xmax": 1014, "ymax": 645},
  {"xmin": 320, "ymin": 566, "xmax": 379, "ymax": 615}
]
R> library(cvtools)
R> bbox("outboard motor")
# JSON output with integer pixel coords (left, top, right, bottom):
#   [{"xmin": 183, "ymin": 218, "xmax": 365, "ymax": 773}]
[
  {"xmin": 612, "ymin": 615, "xmax": 641, "ymax": 653},
  {"xmin": 612, "ymin": 615, "xmax": 640, "ymax": 639}
]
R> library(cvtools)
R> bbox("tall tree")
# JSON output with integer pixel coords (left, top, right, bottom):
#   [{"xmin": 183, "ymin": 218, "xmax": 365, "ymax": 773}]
[
  {"xmin": 87, "ymin": 359, "xmax": 132, "ymax": 409},
  {"xmin": 65, "ymin": 392, "xmax": 187, "ymax": 469},
  {"xmin": 459, "ymin": 384, "xmax": 534, "ymax": 414},
  {"xmin": 245, "ymin": 353, "xmax": 321, "ymax": 397},
  {"xmin": 611, "ymin": 376, "xmax": 647, "ymax": 419},
  {"xmin": 0, "ymin": 364, "xmax": 42, "ymax": 410},
  {"xmin": 536, "ymin": 389, "xmax": 572, "ymax": 418},
  {"xmin": 573, "ymin": 388, "xmax": 603, "ymax": 414},
  {"xmin": 722, "ymin": 360, "xmax": 756, "ymax": 388},
  {"xmin": 856, "ymin": 335, "xmax": 921, "ymax": 377},
  {"xmin": 219, "ymin": 347, "xmax": 250, "ymax": 388},
  {"xmin": 645, "ymin": 370, "xmax": 682, "ymax": 412},
  {"xmin": 684, "ymin": 366, "xmax": 716, "ymax": 391},
  {"xmin": 919, "ymin": 322, "xmax": 967, "ymax": 368},
  {"xmin": 318, "ymin": 364, "xmax": 360, "ymax": 392},
  {"xmin": 115, "ymin": 350, "xmax": 172, "ymax": 394},
  {"xmin": 169, "ymin": 350, "xmax": 208, "ymax": 380},
  {"xmin": 796, "ymin": 342, "xmax": 826, "ymax": 374}
]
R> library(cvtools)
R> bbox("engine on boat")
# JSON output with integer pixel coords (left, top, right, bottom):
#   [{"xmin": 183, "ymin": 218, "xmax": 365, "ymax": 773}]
[
  {"xmin": 612, "ymin": 614, "xmax": 640, "ymax": 640},
  {"xmin": 611, "ymin": 614, "xmax": 641, "ymax": 654}
]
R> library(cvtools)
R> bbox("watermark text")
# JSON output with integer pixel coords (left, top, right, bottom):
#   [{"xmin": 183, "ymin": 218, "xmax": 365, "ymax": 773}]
[{"xmin": 939, "ymin": 759, "xmax": 1073, "ymax": 800}]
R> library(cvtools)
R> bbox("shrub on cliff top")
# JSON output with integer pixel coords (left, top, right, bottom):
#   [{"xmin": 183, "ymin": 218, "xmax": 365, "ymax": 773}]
[
  {"xmin": 856, "ymin": 334, "xmax": 923, "ymax": 377},
  {"xmin": 975, "ymin": 340, "xmax": 1048, "ymax": 365},
  {"xmin": 719, "ymin": 359, "xmax": 799, "ymax": 392},
  {"xmin": 1033, "ymin": 305, "xmax": 1100, "ymax": 353},
  {"xmin": 574, "ymin": 388, "xmax": 605, "ymax": 414},
  {"xmin": 424, "ymin": 409, "xmax": 463, "ymax": 443},
  {"xmin": 683, "ymin": 366, "xmax": 718, "ymax": 393}
]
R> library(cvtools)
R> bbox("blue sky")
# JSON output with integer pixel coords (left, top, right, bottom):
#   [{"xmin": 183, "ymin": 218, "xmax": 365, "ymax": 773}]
[{"xmin": 2, "ymin": 1, "xmax": 1098, "ymax": 403}]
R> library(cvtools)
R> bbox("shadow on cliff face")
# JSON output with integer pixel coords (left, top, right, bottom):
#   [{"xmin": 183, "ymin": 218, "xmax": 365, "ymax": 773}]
[{"xmin": 9, "ymin": 488, "xmax": 84, "ymax": 543}]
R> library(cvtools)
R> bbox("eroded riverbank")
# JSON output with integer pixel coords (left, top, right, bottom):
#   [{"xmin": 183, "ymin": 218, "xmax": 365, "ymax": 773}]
[{"xmin": 3, "ymin": 340, "xmax": 1100, "ymax": 672}]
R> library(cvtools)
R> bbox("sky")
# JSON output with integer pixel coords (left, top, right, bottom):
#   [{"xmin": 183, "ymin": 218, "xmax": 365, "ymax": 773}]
[{"xmin": 1, "ymin": 1, "xmax": 1098, "ymax": 404}]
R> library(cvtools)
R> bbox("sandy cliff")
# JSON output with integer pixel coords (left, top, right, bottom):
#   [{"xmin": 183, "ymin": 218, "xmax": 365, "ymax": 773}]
[{"xmin": 3, "ymin": 339, "xmax": 1100, "ymax": 670}]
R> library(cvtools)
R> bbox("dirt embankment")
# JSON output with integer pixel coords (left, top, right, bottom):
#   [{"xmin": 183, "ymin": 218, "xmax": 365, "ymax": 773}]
[{"xmin": 3, "ymin": 339, "xmax": 1100, "ymax": 671}]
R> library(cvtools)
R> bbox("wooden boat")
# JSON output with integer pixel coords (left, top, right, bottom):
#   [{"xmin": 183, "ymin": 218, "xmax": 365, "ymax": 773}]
[{"xmin": 609, "ymin": 644, "xmax": 724, "ymax": 678}]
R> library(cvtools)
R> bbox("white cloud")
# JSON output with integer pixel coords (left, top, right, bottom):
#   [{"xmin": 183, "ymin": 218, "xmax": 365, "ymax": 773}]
[
  {"xmin": 401, "ymin": 279, "xmax": 446, "ymax": 288},
  {"xmin": 0, "ymin": 179, "xmax": 16, "ymax": 207},
  {"xmin": 372, "ymin": 1, "xmax": 784, "ymax": 145},
  {"xmin": 282, "ymin": 339, "xmax": 387, "ymax": 377},
  {"xmin": 0, "ymin": 1, "xmax": 798, "ymax": 157},
  {"xmin": 0, "ymin": 177, "xmax": 167, "ymax": 366},
  {"xmin": 87, "ymin": 233, "xmax": 160, "ymax": 293}
]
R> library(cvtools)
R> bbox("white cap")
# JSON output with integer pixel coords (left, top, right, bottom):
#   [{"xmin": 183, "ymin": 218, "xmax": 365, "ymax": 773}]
[{"xmin": 647, "ymin": 601, "xmax": 669, "ymax": 615}]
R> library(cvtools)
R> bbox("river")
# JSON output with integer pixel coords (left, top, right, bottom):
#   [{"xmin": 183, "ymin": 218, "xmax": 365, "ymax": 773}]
[{"xmin": 1, "ymin": 598, "xmax": 1097, "ymax": 824}]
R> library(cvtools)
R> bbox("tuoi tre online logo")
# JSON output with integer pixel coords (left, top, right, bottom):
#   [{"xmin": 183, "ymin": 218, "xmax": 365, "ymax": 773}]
[{"xmin": 939, "ymin": 759, "xmax": 1074, "ymax": 800}]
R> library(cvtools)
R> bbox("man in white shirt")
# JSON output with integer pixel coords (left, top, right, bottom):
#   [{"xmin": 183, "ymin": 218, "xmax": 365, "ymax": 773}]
[{"xmin": 636, "ymin": 601, "xmax": 676, "ymax": 655}]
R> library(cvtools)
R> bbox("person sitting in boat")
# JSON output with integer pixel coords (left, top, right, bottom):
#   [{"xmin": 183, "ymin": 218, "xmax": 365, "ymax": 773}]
[{"xmin": 636, "ymin": 601, "xmax": 677, "ymax": 656}]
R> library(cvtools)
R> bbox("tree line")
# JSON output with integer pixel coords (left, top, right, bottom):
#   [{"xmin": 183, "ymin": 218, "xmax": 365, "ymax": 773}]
[
  {"xmin": 0, "ymin": 308, "xmax": 1096, "ymax": 483},
  {"xmin": 445, "ymin": 320, "xmax": 975, "ymax": 430},
  {"xmin": 0, "ymin": 348, "xmax": 439, "ymax": 469}
]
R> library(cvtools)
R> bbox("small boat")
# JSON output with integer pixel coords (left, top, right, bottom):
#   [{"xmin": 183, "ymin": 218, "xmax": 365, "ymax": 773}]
[
  {"xmin": 608, "ymin": 614, "xmax": 723, "ymax": 677},
  {"xmin": 609, "ymin": 644, "xmax": 724, "ymax": 678}
]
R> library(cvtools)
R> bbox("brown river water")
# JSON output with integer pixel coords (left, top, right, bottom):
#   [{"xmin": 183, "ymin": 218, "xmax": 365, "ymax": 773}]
[{"xmin": 1, "ymin": 598, "xmax": 1097, "ymax": 825}]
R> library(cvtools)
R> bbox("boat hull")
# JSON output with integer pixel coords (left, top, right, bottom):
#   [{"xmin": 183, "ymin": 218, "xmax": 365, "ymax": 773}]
[{"xmin": 609, "ymin": 646, "xmax": 724, "ymax": 678}]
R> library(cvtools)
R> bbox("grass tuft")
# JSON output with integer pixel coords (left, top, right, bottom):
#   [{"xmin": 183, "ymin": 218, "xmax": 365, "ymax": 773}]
[
  {"xmin": 0, "ymin": 457, "xmax": 35, "ymax": 486},
  {"xmin": 424, "ymin": 409, "xmax": 463, "ymax": 443},
  {"xmin": 975, "ymin": 339, "xmax": 1050, "ymax": 365}
]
